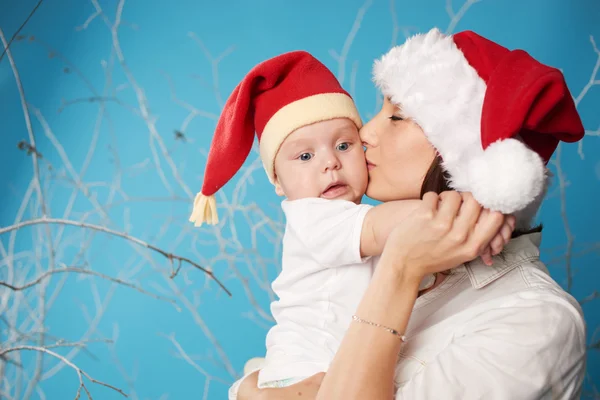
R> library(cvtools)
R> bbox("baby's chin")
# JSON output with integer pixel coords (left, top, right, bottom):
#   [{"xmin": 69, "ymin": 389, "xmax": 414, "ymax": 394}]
[{"xmin": 320, "ymin": 189, "xmax": 363, "ymax": 204}]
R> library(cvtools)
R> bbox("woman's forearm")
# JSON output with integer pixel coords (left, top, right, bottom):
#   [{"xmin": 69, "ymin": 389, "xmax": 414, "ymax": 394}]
[{"xmin": 317, "ymin": 256, "xmax": 421, "ymax": 400}]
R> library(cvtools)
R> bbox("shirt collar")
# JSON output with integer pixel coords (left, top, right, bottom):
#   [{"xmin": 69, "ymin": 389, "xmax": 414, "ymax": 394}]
[{"xmin": 464, "ymin": 232, "xmax": 542, "ymax": 289}]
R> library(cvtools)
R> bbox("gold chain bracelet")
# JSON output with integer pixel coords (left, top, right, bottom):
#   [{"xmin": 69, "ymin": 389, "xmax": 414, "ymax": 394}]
[{"xmin": 351, "ymin": 315, "xmax": 406, "ymax": 342}]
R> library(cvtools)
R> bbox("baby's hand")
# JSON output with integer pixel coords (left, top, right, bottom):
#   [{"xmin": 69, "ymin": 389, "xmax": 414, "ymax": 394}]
[{"xmin": 479, "ymin": 214, "xmax": 516, "ymax": 266}]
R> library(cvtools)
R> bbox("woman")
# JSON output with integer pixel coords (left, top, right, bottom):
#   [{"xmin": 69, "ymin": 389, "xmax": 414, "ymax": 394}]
[{"xmin": 238, "ymin": 28, "xmax": 587, "ymax": 399}]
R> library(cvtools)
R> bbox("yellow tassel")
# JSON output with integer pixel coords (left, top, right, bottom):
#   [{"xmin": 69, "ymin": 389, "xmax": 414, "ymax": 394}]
[{"xmin": 189, "ymin": 193, "xmax": 219, "ymax": 226}]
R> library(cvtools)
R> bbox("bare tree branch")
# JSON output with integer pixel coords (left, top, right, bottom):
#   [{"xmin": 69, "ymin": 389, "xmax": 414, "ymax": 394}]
[
  {"xmin": 446, "ymin": 0, "xmax": 481, "ymax": 34},
  {"xmin": 328, "ymin": 0, "xmax": 373, "ymax": 86},
  {"xmin": 0, "ymin": 218, "xmax": 231, "ymax": 296},
  {"xmin": 0, "ymin": 346, "xmax": 127, "ymax": 399},
  {"xmin": 0, "ymin": 25, "xmax": 58, "ymax": 399},
  {"xmin": 0, "ymin": 266, "xmax": 179, "ymax": 307},
  {"xmin": 0, "ymin": 0, "xmax": 44, "ymax": 63}
]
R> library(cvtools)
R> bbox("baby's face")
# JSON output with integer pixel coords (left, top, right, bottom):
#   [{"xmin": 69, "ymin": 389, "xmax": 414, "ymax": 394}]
[{"xmin": 273, "ymin": 118, "xmax": 368, "ymax": 204}]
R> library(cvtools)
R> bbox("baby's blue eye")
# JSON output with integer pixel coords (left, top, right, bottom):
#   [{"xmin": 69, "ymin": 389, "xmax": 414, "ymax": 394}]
[
  {"xmin": 337, "ymin": 143, "xmax": 350, "ymax": 151},
  {"xmin": 299, "ymin": 153, "xmax": 312, "ymax": 161}
]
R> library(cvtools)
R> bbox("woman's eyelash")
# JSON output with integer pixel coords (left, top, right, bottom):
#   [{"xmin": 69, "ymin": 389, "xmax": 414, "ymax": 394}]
[{"xmin": 389, "ymin": 115, "xmax": 404, "ymax": 121}]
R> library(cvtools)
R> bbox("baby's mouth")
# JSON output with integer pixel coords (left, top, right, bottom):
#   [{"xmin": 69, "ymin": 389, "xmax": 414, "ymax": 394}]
[{"xmin": 322, "ymin": 182, "xmax": 349, "ymax": 199}]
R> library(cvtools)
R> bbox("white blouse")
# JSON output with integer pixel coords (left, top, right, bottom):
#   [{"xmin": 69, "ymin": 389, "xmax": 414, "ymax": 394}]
[
  {"xmin": 393, "ymin": 233, "xmax": 586, "ymax": 399},
  {"xmin": 230, "ymin": 233, "xmax": 587, "ymax": 399}
]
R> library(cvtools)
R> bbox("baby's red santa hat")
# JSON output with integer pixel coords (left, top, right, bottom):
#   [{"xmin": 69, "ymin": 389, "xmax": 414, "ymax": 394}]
[
  {"xmin": 189, "ymin": 51, "xmax": 362, "ymax": 226},
  {"xmin": 374, "ymin": 28, "xmax": 585, "ymax": 228}
]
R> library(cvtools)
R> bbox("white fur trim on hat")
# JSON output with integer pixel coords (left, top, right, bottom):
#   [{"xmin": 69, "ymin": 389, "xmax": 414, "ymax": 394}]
[
  {"xmin": 373, "ymin": 28, "xmax": 546, "ymax": 218},
  {"xmin": 259, "ymin": 92, "xmax": 362, "ymax": 183}
]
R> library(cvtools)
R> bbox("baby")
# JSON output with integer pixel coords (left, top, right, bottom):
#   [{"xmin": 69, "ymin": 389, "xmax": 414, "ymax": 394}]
[{"xmin": 259, "ymin": 115, "xmax": 428, "ymax": 388}]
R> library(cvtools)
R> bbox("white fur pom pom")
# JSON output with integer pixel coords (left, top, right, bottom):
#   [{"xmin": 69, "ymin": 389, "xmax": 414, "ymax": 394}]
[{"xmin": 467, "ymin": 138, "xmax": 546, "ymax": 214}]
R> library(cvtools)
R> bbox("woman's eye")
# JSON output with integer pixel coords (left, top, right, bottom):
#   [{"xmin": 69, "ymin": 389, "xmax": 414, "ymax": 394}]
[
  {"xmin": 298, "ymin": 153, "xmax": 312, "ymax": 161},
  {"xmin": 337, "ymin": 142, "xmax": 350, "ymax": 151},
  {"xmin": 389, "ymin": 115, "xmax": 404, "ymax": 121}
]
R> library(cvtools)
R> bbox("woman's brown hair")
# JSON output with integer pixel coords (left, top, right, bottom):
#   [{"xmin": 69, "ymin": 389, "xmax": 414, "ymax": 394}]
[{"xmin": 419, "ymin": 154, "xmax": 542, "ymax": 238}]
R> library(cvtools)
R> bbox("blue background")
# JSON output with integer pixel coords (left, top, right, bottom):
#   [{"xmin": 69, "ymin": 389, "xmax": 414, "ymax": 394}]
[{"xmin": 0, "ymin": 0, "xmax": 598, "ymax": 398}]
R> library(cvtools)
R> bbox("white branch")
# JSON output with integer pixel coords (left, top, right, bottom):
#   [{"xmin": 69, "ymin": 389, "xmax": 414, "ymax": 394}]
[
  {"xmin": 330, "ymin": 0, "xmax": 373, "ymax": 85},
  {"xmin": 0, "ymin": 218, "xmax": 230, "ymax": 296},
  {"xmin": 445, "ymin": 0, "xmax": 481, "ymax": 34},
  {"xmin": 0, "ymin": 346, "xmax": 127, "ymax": 399},
  {"xmin": 0, "ymin": 266, "xmax": 178, "ymax": 307},
  {"xmin": 575, "ymin": 35, "xmax": 600, "ymax": 159}
]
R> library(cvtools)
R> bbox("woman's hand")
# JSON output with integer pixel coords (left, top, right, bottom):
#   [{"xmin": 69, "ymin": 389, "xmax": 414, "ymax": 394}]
[
  {"xmin": 381, "ymin": 191, "xmax": 512, "ymax": 281},
  {"xmin": 479, "ymin": 210, "xmax": 515, "ymax": 265}
]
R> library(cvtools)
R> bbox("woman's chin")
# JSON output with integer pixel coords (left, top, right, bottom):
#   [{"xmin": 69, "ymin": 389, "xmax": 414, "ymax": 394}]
[
  {"xmin": 365, "ymin": 184, "xmax": 386, "ymax": 201},
  {"xmin": 366, "ymin": 181, "xmax": 417, "ymax": 202}
]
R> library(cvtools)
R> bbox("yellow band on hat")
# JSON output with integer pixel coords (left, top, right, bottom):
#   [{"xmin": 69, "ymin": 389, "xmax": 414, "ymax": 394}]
[{"xmin": 259, "ymin": 92, "xmax": 362, "ymax": 183}]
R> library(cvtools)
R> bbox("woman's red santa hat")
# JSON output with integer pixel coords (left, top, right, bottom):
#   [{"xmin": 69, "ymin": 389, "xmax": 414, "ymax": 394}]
[
  {"xmin": 374, "ymin": 28, "xmax": 584, "ymax": 228},
  {"xmin": 189, "ymin": 51, "xmax": 362, "ymax": 226}
]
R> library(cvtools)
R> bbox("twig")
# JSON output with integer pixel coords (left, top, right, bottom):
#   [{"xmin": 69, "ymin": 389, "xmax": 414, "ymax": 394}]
[
  {"xmin": 328, "ymin": 0, "xmax": 373, "ymax": 85},
  {"xmin": 446, "ymin": 0, "xmax": 481, "ymax": 34},
  {"xmin": 1, "ymin": 25, "xmax": 57, "ymax": 399},
  {"xmin": 550, "ymin": 148, "xmax": 574, "ymax": 292},
  {"xmin": 0, "ymin": 266, "xmax": 179, "ymax": 306},
  {"xmin": 105, "ymin": 0, "xmax": 196, "ymax": 199},
  {"xmin": 0, "ymin": 218, "xmax": 231, "ymax": 296},
  {"xmin": 0, "ymin": 346, "xmax": 127, "ymax": 399},
  {"xmin": 549, "ymin": 35, "xmax": 600, "ymax": 292},
  {"xmin": 160, "ymin": 333, "xmax": 229, "ymax": 386},
  {"xmin": 575, "ymin": 35, "xmax": 600, "ymax": 159},
  {"xmin": 161, "ymin": 278, "xmax": 237, "ymax": 379},
  {"xmin": 0, "ymin": 0, "xmax": 44, "ymax": 63},
  {"xmin": 580, "ymin": 291, "xmax": 600, "ymax": 305},
  {"xmin": 187, "ymin": 33, "xmax": 235, "ymax": 109}
]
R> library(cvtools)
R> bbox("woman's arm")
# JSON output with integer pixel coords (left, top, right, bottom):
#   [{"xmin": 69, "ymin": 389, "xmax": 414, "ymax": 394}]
[{"xmin": 317, "ymin": 257, "xmax": 422, "ymax": 399}]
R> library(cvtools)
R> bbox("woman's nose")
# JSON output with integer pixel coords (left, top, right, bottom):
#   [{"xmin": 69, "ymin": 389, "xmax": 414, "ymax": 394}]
[{"xmin": 359, "ymin": 119, "xmax": 378, "ymax": 147}]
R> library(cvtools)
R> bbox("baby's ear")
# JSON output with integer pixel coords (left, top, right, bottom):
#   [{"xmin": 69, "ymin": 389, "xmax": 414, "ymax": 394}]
[{"xmin": 274, "ymin": 176, "xmax": 285, "ymax": 196}]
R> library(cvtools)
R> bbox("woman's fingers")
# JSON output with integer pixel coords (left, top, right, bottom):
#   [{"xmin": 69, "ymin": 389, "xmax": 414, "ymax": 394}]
[
  {"xmin": 487, "ymin": 214, "xmax": 515, "ymax": 258},
  {"xmin": 421, "ymin": 191, "xmax": 440, "ymax": 215},
  {"xmin": 499, "ymin": 219, "xmax": 514, "ymax": 245},
  {"xmin": 470, "ymin": 209, "xmax": 505, "ymax": 256},
  {"xmin": 434, "ymin": 191, "xmax": 463, "ymax": 232},
  {"xmin": 381, "ymin": 192, "xmax": 513, "ymax": 279},
  {"xmin": 489, "ymin": 233, "xmax": 505, "ymax": 256},
  {"xmin": 451, "ymin": 193, "xmax": 482, "ymax": 239},
  {"xmin": 480, "ymin": 246, "xmax": 493, "ymax": 266},
  {"xmin": 505, "ymin": 215, "xmax": 516, "ymax": 240}
]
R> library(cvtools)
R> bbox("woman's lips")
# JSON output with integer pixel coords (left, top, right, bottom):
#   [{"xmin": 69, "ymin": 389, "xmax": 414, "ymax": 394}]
[{"xmin": 366, "ymin": 160, "xmax": 376, "ymax": 171}]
